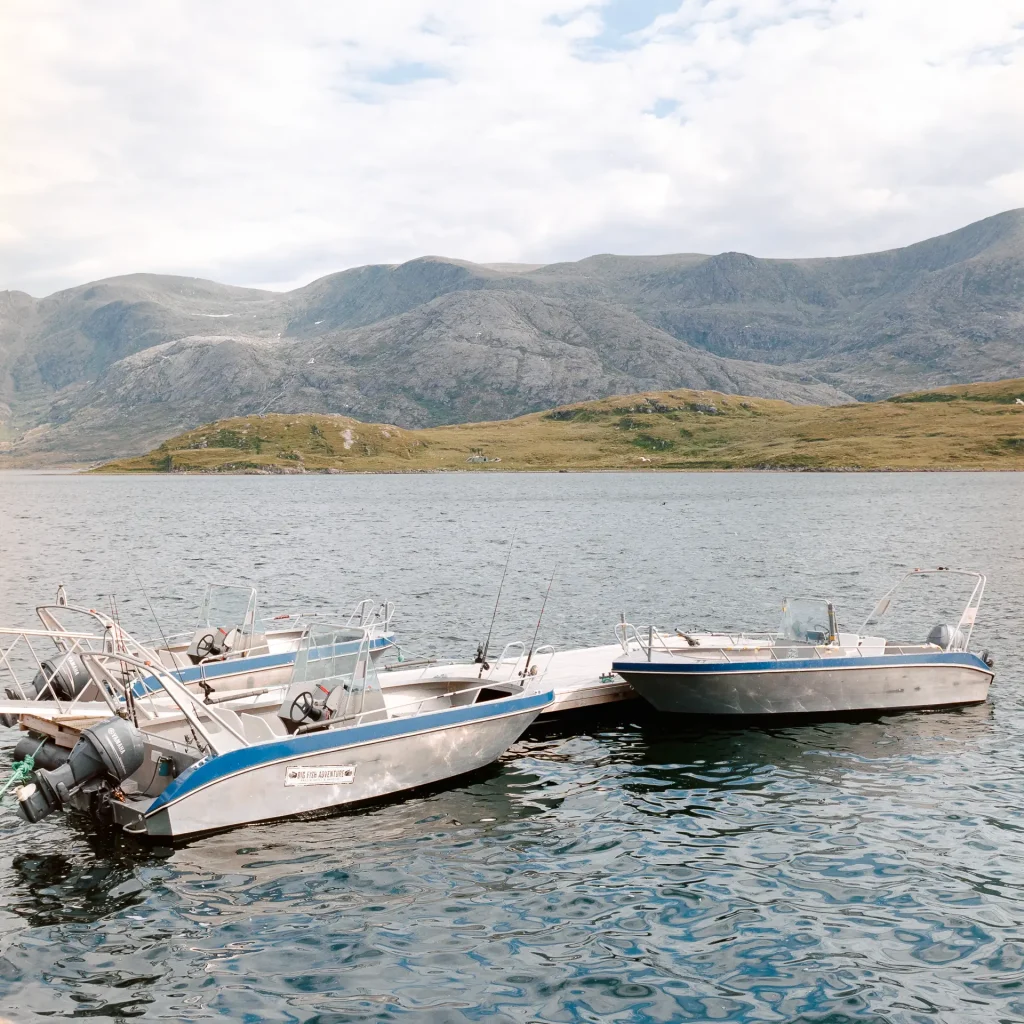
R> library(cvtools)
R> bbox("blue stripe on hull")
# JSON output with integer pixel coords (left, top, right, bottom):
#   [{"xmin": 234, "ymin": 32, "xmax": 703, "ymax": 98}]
[
  {"xmin": 612, "ymin": 651, "xmax": 991, "ymax": 676},
  {"xmin": 146, "ymin": 688, "xmax": 553, "ymax": 814}
]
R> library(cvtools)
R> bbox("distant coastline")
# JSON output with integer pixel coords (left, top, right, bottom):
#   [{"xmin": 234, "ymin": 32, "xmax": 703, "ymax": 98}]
[{"xmin": 94, "ymin": 378, "xmax": 1024, "ymax": 475}]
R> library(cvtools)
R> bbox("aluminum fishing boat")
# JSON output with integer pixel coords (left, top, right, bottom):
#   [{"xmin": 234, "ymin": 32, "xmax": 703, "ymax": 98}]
[
  {"xmin": 2, "ymin": 584, "xmax": 395, "ymax": 714},
  {"xmin": 12, "ymin": 629, "xmax": 552, "ymax": 838},
  {"xmin": 612, "ymin": 569, "xmax": 995, "ymax": 716}
]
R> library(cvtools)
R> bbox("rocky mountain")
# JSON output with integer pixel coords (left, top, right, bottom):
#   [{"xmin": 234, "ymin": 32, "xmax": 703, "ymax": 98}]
[{"xmin": 2, "ymin": 209, "xmax": 1023, "ymax": 463}]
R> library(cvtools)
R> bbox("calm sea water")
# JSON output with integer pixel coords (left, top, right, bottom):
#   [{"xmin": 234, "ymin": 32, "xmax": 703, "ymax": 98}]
[{"xmin": 1, "ymin": 471, "xmax": 1023, "ymax": 1023}]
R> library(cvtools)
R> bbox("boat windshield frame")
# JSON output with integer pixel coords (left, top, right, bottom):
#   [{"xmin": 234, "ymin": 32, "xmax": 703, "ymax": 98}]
[
  {"xmin": 859, "ymin": 568, "xmax": 986, "ymax": 651},
  {"xmin": 777, "ymin": 597, "xmax": 839, "ymax": 645},
  {"xmin": 195, "ymin": 583, "xmax": 260, "ymax": 650}
]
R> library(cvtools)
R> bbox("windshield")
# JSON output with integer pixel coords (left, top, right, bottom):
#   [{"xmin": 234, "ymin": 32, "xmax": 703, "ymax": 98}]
[
  {"xmin": 197, "ymin": 585, "xmax": 256, "ymax": 632},
  {"xmin": 292, "ymin": 627, "xmax": 380, "ymax": 694},
  {"xmin": 778, "ymin": 598, "xmax": 835, "ymax": 644}
]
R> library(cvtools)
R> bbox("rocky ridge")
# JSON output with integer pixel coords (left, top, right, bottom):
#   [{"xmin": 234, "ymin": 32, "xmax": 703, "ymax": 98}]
[{"xmin": 2, "ymin": 208, "xmax": 1023, "ymax": 463}]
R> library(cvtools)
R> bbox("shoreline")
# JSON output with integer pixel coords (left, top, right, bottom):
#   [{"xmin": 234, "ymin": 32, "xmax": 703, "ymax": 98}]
[{"xmin": 80, "ymin": 465, "xmax": 1024, "ymax": 476}]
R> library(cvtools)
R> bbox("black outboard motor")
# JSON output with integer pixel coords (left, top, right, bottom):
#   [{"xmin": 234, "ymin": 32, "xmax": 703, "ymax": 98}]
[
  {"xmin": 5, "ymin": 651, "xmax": 93, "ymax": 702},
  {"xmin": 17, "ymin": 717, "xmax": 145, "ymax": 824}
]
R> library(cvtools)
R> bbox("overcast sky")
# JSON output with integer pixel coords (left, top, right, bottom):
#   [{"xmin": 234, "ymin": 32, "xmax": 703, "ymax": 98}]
[{"xmin": 2, "ymin": 0, "xmax": 1023, "ymax": 296}]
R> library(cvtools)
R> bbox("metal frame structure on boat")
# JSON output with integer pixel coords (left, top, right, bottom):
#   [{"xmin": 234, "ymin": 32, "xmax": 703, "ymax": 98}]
[{"xmin": 611, "ymin": 568, "xmax": 995, "ymax": 716}]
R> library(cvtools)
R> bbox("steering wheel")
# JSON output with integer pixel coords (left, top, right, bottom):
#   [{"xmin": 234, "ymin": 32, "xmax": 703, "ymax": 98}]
[
  {"xmin": 195, "ymin": 633, "xmax": 216, "ymax": 658},
  {"xmin": 289, "ymin": 690, "xmax": 317, "ymax": 723}
]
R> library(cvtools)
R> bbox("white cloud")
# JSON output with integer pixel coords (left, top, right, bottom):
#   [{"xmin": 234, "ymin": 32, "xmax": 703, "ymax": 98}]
[{"xmin": 1, "ymin": 0, "xmax": 1022, "ymax": 295}]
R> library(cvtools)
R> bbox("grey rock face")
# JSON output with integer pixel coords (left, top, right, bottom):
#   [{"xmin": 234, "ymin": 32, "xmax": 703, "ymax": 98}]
[{"xmin": 2, "ymin": 209, "xmax": 1023, "ymax": 462}]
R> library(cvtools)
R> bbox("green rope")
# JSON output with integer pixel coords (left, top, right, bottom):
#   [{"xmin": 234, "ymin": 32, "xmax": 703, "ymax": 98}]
[{"xmin": 0, "ymin": 739, "xmax": 46, "ymax": 800}]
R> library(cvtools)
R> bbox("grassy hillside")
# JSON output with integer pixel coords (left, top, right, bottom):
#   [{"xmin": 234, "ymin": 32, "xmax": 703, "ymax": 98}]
[
  {"xmin": 6, "ymin": 209, "xmax": 1024, "ymax": 465},
  {"xmin": 96, "ymin": 378, "xmax": 1024, "ymax": 473}
]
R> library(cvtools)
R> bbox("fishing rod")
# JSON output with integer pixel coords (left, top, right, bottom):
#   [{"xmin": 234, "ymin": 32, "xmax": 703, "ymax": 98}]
[
  {"xmin": 132, "ymin": 563, "xmax": 171, "ymax": 654},
  {"xmin": 130, "ymin": 562, "xmax": 189, "ymax": 688},
  {"xmin": 108, "ymin": 591, "xmax": 139, "ymax": 725},
  {"xmin": 523, "ymin": 563, "xmax": 557, "ymax": 677},
  {"xmin": 478, "ymin": 530, "xmax": 516, "ymax": 676}
]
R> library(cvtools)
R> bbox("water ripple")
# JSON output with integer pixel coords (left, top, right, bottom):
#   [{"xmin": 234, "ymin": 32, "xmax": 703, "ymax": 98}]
[{"xmin": 1, "ymin": 472, "xmax": 1024, "ymax": 1020}]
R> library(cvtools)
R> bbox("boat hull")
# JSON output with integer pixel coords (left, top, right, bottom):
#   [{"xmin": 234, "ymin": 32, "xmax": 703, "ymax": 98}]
[
  {"xmin": 613, "ymin": 653, "xmax": 994, "ymax": 716},
  {"xmin": 109, "ymin": 691, "xmax": 551, "ymax": 838}
]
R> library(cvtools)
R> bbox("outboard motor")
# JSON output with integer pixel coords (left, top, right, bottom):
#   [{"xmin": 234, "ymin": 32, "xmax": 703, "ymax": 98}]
[
  {"xmin": 16, "ymin": 717, "xmax": 145, "ymax": 824},
  {"xmin": 4, "ymin": 651, "xmax": 92, "ymax": 702},
  {"xmin": 927, "ymin": 624, "xmax": 965, "ymax": 651}
]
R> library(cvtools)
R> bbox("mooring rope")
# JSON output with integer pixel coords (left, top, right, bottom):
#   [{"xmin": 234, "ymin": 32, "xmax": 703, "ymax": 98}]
[{"xmin": 0, "ymin": 739, "xmax": 46, "ymax": 799}]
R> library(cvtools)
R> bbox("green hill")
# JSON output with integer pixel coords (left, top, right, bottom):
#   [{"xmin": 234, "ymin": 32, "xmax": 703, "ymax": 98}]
[
  {"xmin": 6, "ymin": 209, "xmax": 1024, "ymax": 466},
  {"xmin": 96, "ymin": 378, "xmax": 1024, "ymax": 473}
]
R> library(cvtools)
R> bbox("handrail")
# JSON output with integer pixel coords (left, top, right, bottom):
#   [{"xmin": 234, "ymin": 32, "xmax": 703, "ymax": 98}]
[
  {"xmin": 860, "ymin": 568, "xmax": 986, "ymax": 649},
  {"xmin": 525, "ymin": 644, "xmax": 556, "ymax": 679},
  {"xmin": 495, "ymin": 641, "xmax": 526, "ymax": 665},
  {"xmin": 0, "ymin": 622, "xmax": 162, "ymax": 714},
  {"xmin": 0, "ymin": 628, "xmax": 95, "ymax": 711},
  {"xmin": 0, "ymin": 626, "xmax": 101, "ymax": 640},
  {"xmin": 635, "ymin": 641, "xmax": 956, "ymax": 666},
  {"xmin": 80, "ymin": 651, "xmax": 248, "ymax": 755},
  {"xmin": 615, "ymin": 621, "xmax": 760, "ymax": 656}
]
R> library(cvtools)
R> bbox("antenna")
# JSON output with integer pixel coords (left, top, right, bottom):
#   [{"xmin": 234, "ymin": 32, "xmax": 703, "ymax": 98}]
[
  {"xmin": 478, "ymin": 530, "xmax": 516, "ymax": 676},
  {"xmin": 523, "ymin": 563, "xmax": 557, "ymax": 677}
]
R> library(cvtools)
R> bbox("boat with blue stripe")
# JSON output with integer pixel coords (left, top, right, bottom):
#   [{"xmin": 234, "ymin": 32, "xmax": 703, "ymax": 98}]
[
  {"xmin": 129, "ymin": 632, "xmax": 394, "ymax": 696},
  {"xmin": 613, "ymin": 569, "xmax": 995, "ymax": 716},
  {"xmin": 11, "ymin": 585, "xmax": 396, "ymax": 707},
  {"xmin": 15, "ymin": 629, "xmax": 552, "ymax": 838}
]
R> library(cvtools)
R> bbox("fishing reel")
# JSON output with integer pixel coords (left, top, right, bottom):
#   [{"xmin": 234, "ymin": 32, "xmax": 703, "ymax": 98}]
[{"xmin": 473, "ymin": 644, "xmax": 490, "ymax": 670}]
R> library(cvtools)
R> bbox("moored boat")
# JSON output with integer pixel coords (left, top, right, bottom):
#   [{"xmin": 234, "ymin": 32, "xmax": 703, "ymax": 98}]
[
  {"xmin": 12, "ymin": 629, "xmax": 551, "ymax": 838},
  {"xmin": 1, "ymin": 584, "xmax": 396, "ymax": 715},
  {"xmin": 612, "ymin": 569, "xmax": 995, "ymax": 716}
]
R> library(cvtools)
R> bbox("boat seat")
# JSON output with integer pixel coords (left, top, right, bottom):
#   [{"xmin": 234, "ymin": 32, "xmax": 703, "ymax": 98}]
[
  {"xmin": 354, "ymin": 687, "xmax": 388, "ymax": 723},
  {"xmin": 157, "ymin": 650, "xmax": 190, "ymax": 670},
  {"xmin": 241, "ymin": 712, "xmax": 285, "ymax": 743},
  {"xmin": 331, "ymin": 685, "xmax": 389, "ymax": 724},
  {"xmin": 208, "ymin": 706, "xmax": 243, "ymax": 730},
  {"xmin": 199, "ymin": 706, "xmax": 248, "ymax": 752},
  {"xmin": 233, "ymin": 632, "xmax": 268, "ymax": 656}
]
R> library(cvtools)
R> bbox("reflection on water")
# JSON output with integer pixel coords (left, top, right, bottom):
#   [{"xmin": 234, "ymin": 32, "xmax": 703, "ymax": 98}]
[{"xmin": 1, "ymin": 471, "xmax": 1023, "ymax": 1021}]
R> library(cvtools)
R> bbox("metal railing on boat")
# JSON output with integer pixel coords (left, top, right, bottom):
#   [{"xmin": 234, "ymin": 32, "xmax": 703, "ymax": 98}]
[
  {"xmin": 615, "ymin": 624, "xmax": 958, "ymax": 665},
  {"xmin": 0, "ymin": 623, "xmax": 162, "ymax": 717}
]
